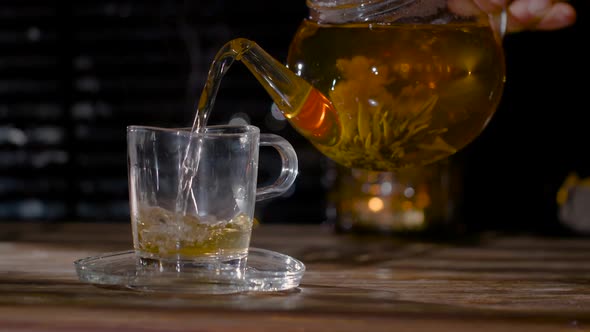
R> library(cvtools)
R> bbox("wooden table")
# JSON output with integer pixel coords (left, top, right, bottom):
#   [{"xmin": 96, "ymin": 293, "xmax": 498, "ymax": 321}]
[{"xmin": 1, "ymin": 222, "xmax": 589, "ymax": 331}]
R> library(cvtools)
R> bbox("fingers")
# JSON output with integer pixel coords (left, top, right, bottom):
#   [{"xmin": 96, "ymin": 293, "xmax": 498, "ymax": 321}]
[
  {"xmin": 447, "ymin": 0, "xmax": 482, "ymax": 16},
  {"xmin": 472, "ymin": 0, "xmax": 508, "ymax": 14},
  {"xmin": 536, "ymin": 2, "xmax": 577, "ymax": 30},
  {"xmin": 447, "ymin": 0, "xmax": 577, "ymax": 33},
  {"xmin": 507, "ymin": 0, "xmax": 577, "ymax": 32}
]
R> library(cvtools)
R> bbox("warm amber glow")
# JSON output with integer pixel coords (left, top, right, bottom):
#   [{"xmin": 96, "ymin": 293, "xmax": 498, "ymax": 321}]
[
  {"xmin": 367, "ymin": 197, "xmax": 384, "ymax": 212},
  {"xmin": 415, "ymin": 192, "xmax": 431, "ymax": 209},
  {"xmin": 403, "ymin": 210, "xmax": 425, "ymax": 227},
  {"xmin": 288, "ymin": 87, "xmax": 341, "ymax": 145},
  {"xmin": 401, "ymin": 200, "xmax": 413, "ymax": 211}
]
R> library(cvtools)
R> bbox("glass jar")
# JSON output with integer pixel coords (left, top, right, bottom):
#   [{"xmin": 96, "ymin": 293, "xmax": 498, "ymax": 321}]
[
  {"xmin": 286, "ymin": 0, "xmax": 506, "ymax": 171},
  {"xmin": 285, "ymin": 0, "xmax": 504, "ymax": 237}
]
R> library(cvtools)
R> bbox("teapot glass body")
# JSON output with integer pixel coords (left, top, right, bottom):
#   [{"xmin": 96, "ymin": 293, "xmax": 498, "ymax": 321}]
[{"xmin": 286, "ymin": 0, "xmax": 506, "ymax": 170}]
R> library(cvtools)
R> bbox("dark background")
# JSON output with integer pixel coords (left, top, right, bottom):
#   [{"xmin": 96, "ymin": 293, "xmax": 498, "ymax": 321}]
[{"xmin": 0, "ymin": 1, "xmax": 588, "ymax": 235}]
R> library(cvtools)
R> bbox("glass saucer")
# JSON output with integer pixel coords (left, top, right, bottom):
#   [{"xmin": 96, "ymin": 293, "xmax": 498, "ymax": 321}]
[{"xmin": 74, "ymin": 247, "xmax": 305, "ymax": 294}]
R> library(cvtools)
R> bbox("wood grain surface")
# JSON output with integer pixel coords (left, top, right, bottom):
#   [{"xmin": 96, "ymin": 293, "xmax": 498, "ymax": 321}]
[{"xmin": 1, "ymin": 222, "xmax": 589, "ymax": 331}]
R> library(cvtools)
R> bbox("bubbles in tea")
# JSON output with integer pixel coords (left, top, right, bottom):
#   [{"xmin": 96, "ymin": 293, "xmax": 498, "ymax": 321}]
[{"xmin": 134, "ymin": 205, "xmax": 252, "ymax": 261}]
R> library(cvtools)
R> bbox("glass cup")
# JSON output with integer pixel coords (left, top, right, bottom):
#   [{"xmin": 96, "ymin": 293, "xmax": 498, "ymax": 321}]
[{"xmin": 126, "ymin": 124, "xmax": 298, "ymax": 286}]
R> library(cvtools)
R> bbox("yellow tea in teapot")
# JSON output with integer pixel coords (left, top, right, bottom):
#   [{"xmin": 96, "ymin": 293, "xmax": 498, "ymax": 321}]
[
  {"xmin": 186, "ymin": 20, "xmax": 505, "ymax": 173},
  {"xmin": 287, "ymin": 20, "xmax": 505, "ymax": 170}
]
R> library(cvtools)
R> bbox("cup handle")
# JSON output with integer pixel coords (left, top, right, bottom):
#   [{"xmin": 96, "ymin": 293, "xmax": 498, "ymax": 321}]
[{"xmin": 255, "ymin": 134, "xmax": 299, "ymax": 202}]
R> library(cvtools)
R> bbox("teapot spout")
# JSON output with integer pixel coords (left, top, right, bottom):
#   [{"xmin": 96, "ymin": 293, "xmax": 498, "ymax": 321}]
[{"xmin": 228, "ymin": 38, "xmax": 341, "ymax": 146}]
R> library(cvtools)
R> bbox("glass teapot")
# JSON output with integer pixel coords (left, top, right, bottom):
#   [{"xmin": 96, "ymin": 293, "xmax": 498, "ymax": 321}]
[{"xmin": 197, "ymin": 0, "xmax": 506, "ymax": 171}]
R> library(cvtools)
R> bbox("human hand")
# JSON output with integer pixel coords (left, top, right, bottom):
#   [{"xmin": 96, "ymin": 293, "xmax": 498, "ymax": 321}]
[{"xmin": 449, "ymin": 0, "xmax": 577, "ymax": 33}]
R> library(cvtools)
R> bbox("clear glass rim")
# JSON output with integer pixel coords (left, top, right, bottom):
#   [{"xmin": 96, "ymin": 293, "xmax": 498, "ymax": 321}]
[
  {"xmin": 307, "ymin": 0, "xmax": 394, "ymax": 7},
  {"xmin": 126, "ymin": 124, "xmax": 260, "ymax": 138},
  {"xmin": 306, "ymin": 0, "xmax": 418, "ymax": 23},
  {"xmin": 305, "ymin": 0, "xmax": 503, "ymax": 34}
]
